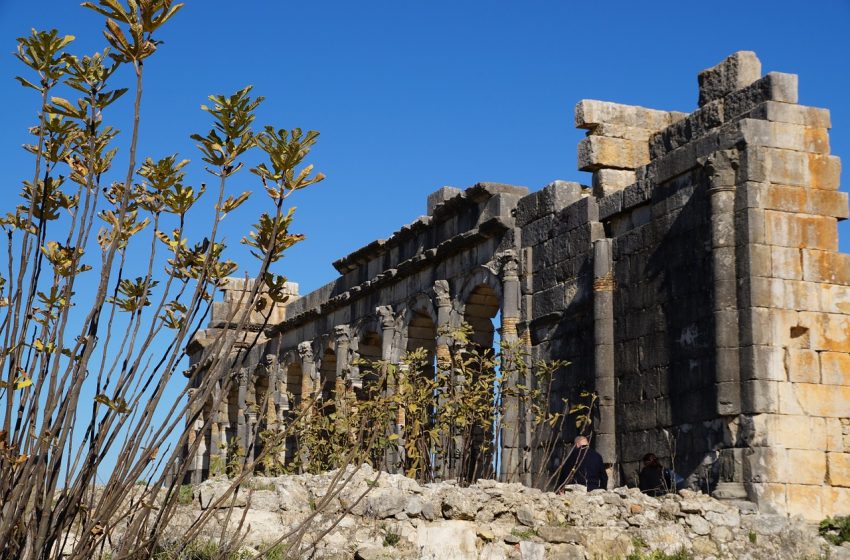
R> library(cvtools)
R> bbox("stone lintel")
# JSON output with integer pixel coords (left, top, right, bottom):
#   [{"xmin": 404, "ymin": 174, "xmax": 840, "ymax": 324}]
[{"xmin": 575, "ymin": 99, "xmax": 681, "ymax": 132}]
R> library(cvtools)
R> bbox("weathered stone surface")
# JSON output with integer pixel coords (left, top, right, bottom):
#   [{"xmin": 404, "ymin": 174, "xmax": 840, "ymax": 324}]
[
  {"xmin": 537, "ymin": 525, "xmax": 581, "ymax": 544},
  {"xmin": 427, "ymin": 186, "xmax": 463, "ymax": 215},
  {"xmin": 578, "ymin": 135, "xmax": 650, "ymax": 171},
  {"xmin": 185, "ymin": 51, "xmax": 850, "ymax": 527},
  {"xmin": 698, "ymin": 51, "xmax": 762, "ymax": 106},
  {"xmin": 575, "ymin": 99, "xmax": 680, "ymax": 131}
]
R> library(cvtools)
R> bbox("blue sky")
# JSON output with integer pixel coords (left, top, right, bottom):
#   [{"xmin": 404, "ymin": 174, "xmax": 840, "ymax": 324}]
[
  {"xmin": 1, "ymin": 1, "xmax": 849, "ymax": 478},
  {"xmin": 2, "ymin": 0, "xmax": 849, "ymax": 298}
]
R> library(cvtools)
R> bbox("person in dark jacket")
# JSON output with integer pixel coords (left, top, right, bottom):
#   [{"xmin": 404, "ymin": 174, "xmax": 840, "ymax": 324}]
[
  {"xmin": 558, "ymin": 436, "xmax": 608, "ymax": 491},
  {"xmin": 638, "ymin": 453, "xmax": 676, "ymax": 496}
]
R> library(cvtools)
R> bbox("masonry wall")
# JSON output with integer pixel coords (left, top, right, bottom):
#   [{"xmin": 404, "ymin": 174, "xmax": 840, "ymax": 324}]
[{"xmin": 185, "ymin": 52, "xmax": 850, "ymax": 519}]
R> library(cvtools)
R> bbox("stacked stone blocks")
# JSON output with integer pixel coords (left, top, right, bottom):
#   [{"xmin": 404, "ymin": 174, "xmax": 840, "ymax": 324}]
[{"xmin": 185, "ymin": 52, "xmax": 849, "ymax": 520}]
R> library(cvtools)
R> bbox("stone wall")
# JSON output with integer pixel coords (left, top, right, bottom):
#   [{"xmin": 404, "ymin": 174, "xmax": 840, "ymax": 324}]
[
  {"xmin": 164, "ymin": 467, "xmax": 849, "ymax": 560},
  {"xmin": 185, "ymin": 52, "xmax": 850, "ymax": 520}
]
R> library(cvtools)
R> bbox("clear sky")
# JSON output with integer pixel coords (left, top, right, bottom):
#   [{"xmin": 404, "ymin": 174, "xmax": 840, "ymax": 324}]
[
  {"xmin": 2, "ymin": 0, "xmax": 849, "ymax": 297},
  {"xmin": 1, "ymin": 1, "xmax": 849, "ymax": 479}
]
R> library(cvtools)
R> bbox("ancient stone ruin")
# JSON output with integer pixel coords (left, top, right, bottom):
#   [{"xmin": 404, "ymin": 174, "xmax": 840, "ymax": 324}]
[{"xmin": 185, "ymin": 52, "xmax": 850, "ymax": 521}]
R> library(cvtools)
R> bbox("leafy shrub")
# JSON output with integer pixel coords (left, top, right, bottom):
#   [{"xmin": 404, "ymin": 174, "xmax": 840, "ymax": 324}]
[{"xmin": 819, "ymin": 515, "xmax": 850, "ymax": 546}]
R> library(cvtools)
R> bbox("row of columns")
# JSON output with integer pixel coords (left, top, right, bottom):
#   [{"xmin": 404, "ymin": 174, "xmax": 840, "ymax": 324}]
[{"xmin": 186, "ymin": 251, "xmax": 525, "ymax": 481}]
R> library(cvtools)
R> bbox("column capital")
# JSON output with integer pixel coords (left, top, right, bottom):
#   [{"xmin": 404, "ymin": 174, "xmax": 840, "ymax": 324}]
[
  {"xmin": 496, "ymin": 250, "xmax": 520, "ymax": 281},
  {"xmin": 432, "ymin": 280, "xmax": 451, "ymax": 308},
  {"xmin": 297, "ymin": 341, "xmax": 314, "ymax": 363},
  {"xmin": 376, "ymin": 305, "xmax": 395, "ymax": 330},
  {"xmin": 333, "ymin": 324, "xmax": 352, "ymax": 343},
  {"xmin": 698, "ymin": 149, "xmax": 739, "ymax": 188}
]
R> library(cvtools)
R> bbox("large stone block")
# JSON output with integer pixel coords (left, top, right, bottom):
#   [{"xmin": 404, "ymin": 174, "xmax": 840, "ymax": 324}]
[
  {"xmin": 592, "ymin": 168, "xmax": 635, "ymax": 197},
  {"xmin": 747, "ymin": 482, "xmax": 787, "ymax": 515},
  {"xmin": 786, "ymin": 484, "xmax": 824, "ymax": 520},
  {"xmin": 826, "ymin": 418, "xmax": 846, "ymax": 452},
  {"xmin": 698, "ymin": 51, "xmax": 762, "ymax": 106},
  {"xmin": 427, "ymin": 186, "xmax": 463, "ymax": 215},
  {"xmin": 741, "ymin": 345, "xmax": 787, "ymax": 382},
  {"xmin": 793, "ymin": 383, "xmax": 850, "ymax": 417},
  {"xmin": 762, "ymin": 148, "xmax": 840, "ymax": 190},
  {"xmin": 785, "ymin": 348, "xmax": 820, "ymax": 383},
  {"xmin": 802, "ymin": 250, "xmax": 850, "ymax": 286},
  {"xmin": 723, "ymin": 72, "xmax": 799, "ymax": 120},
  {"xmin": 827, "ymin": 453, "xmax": 850, "ymax": 487},
  {"xmin": 745, "ymin": 448, "xmax": 825, "ymax": 485},
  {"xmin": 746, "ymin": 413, "xmax": 826, "ymax": 450},
  {"xmin": 770, "ymin": 246, "xmax": 802, "ymax": 280},
  {"xmin": 764, "ymin": 210, "xmax": 838, "ymax": 251},
  {"xmin": 738, "ymin": 118, "xmax": 830, "ymax": 155},
  {"xmin": 744, "ymin": 101, "xmax": 831, "ymax": 129},
  {"xmin": 809, "ymin": 189, "xmax": 850, "ymax": 219},
  {"xmin": 764, "ymin": 183, "xmax": 809, "ymax": 214},
  {"xmin": 823, "ymin": 487, "xmax": 850, "ymax": 517},
  {"xmin": 578, "ymin": 135, "xmax": 649, "ymax": 171},
  {"xmin": 799, "ymin": 311, "xmax": 850, "ymax": 352},
  {"xmin": 575, "ymin": 99, "xmax": 679, "ymax": 131},
  {"xmin": 820, "ymin": 352, "xmax": 850, "ymax": 386},
  {"xmin": 742, "ymin": 379, "xmax": 780, "ymax": 414},
  {"xmin": 819, "ymin": 284, "xmax": 850, "ymax": 315}
]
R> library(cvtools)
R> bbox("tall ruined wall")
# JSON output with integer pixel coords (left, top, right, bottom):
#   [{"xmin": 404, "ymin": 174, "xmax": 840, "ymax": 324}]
[{"xmin": 185, "ymin": 52, "xmax": 849, "ymax": 520}]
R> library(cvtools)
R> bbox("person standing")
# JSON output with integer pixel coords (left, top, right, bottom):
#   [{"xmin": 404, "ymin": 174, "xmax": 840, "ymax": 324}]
[{"xmin": 558, "ymin": 436, "xmax": 608, "ymax": 491}]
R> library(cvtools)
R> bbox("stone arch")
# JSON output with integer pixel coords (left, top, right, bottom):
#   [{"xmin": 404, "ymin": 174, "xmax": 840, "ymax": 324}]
[
  {"xmin": 398, "ymin": 292, "xmax": 438, "ymax": 352},
  {"xmin": 282, "ymin": 350, "xmax": 303, "ymax": 411},
  {"xmin": 400, "ymin": 292, "xmax": 438, "ymax": 370},
  {"xmin": 457, "ymin": 267, "xmax": 503, "ymax": 349},
  {"xmin": 354, "ymin": 315, "xmax": 383, "ymax": 397},
  {"xmin": 318, "ymin": 343, "xmax": 337, "ymax": 402},
  {"xmin": 313, "ymin": 336, "xmax": 337, "ymax": 400}
]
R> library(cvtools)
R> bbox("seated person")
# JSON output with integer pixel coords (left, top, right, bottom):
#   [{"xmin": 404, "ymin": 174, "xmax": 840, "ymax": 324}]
[{"xmin": 638, "ymin": 453, "xmax": 682, "ymax": 496}]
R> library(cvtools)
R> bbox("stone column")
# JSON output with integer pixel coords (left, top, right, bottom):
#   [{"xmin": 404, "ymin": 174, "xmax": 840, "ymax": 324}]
[
  {"xmin": 376, "ymin": 305, "xmax": 401, "ymax": 471},
  {"xmin": 236, "ymin": 368, "xmax": 249, "ymax": 462},
  {"xmin": 592, "ymin": 238, "xmax": 617, "ymax": 485},
  {"xmin": 297, "ymin": 342, "xmax": 316, "ymax": 408},
  {"xmin": 433, "ymin": 281, "xmax": 452, "ymax": 369},
  {"xmin": 704, "ymin": 150, "xmax": 747, "ymax": 500},
  {"xmin": 186, "ymin": 388, "xmax": 202, "ymax": 484},
  {"xmin": 704, "ymin": 150, "xmax": 742, "ymax": 416},
  {"xmin": 264, "ymin": 354, "xmax": 280, "ymax": 428},
  {"xmin": 432, "ymin": 280, "xmax": 454, "ymax": 479},
  {"xmin": 497, "ymin": 250, "xmax": 522, "ymax": 482},
  {"xmin": 334, "ymin": 325, "xmax": 352, "ymax": 398},
  {"xmin": 210, "ymin": 379, "xmax": 226, "ymax": 475}
]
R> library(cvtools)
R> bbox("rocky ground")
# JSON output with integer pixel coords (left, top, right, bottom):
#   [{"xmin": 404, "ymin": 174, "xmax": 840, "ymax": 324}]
[{"xmin": 163, "ymin": 465, "xmax": 850, "ymax": 559}]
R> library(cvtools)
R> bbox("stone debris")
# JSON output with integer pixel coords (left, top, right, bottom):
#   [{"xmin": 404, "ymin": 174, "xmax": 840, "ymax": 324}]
[{"xmin": 160, "ymin": 466, "xmax": 848, "ymax": 559}]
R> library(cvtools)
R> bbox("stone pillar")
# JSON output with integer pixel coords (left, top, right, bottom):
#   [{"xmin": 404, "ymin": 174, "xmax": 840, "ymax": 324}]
[
  {"xmin": 704, "ymin": 150, "xmax": 747, "ymax": 500},
  {"xmin": 592, "ymin": 238, "xmax": 617, "ymax": 485},
  {"xmin": 704, "ymin": 150, "xmax": 742, "ymax": 416},
  {"xmin": 433, "ymin": 281, "xmax": 452, "ymax": 369},
  {"xmin": 209, "ymin": 379, "xmax": 227, "ymax": 475},
  {"xmin": 432, "ymin": 280, "xmax": 454, "ymax": 479},
  {"xmin": 236, "ymin": 368, "xmax": 249, "ymax": 460},
  {"xmin": 497, "ymin": 250, "xmax": 522, "ymax": 482},
  {"xmin": 297, "ymin": 342, "xmax": 316, "ymax": 408},
  {"xmin": 186, "ymin": 388, "xmax": 204, "ymax": 484},
  {"xmin": 376, "ymin": 305, "xmax": 401, "ymax": 470},
  {"xmin": 334, "ymin": 325, "xmax": 352, "ymax": 397},
  {"xmin": 264, "ymin": 354, "xmax": 280, "ymax": 428}
]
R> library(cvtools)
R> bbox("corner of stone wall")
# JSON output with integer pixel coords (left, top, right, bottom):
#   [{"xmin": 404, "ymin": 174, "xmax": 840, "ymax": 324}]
[{"xmin": 718, "ymin": 52, "xmax": 850, "ymax": 519}]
